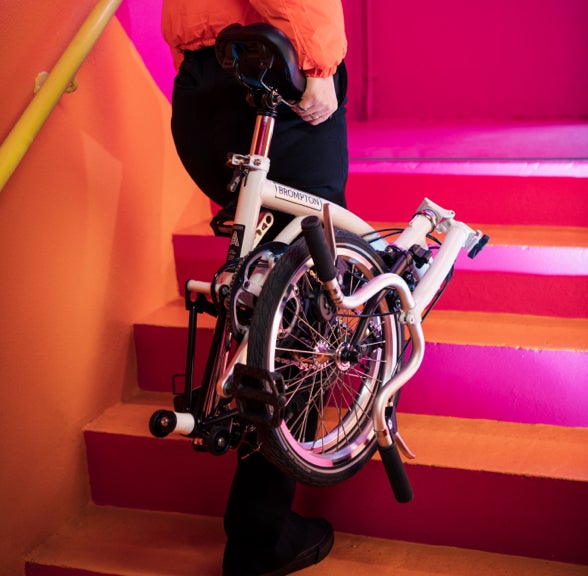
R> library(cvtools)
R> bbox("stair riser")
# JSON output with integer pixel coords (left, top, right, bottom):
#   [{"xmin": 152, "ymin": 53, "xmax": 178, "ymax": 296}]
[
  {"xmin": 85, "ymin": 432, "xmax": 234, "ymax": 517},
  {"xmin": 437, "ymin": 270, "xmax": 588, "ymax": 317},
  {"xmin": 346, "ymin": 172, "xmax": 588, "ymax": 227},
  {"xmin": 84, "ymin": 431, "xmax": 588, "ymax": 565},
  {"xmin": 172, "ymin": 235, "xmax": 229, "ymax": 296},
  {"xmin": 134, "ymin": 325, "xmax": 587, "ymax": 427},
  {"xmin": 402, "ymin": 343, "xmax": 588, "ymax": 427},
  {"xmin": 298, "ymin": 459, "xmax": 588, "ymax": 566},
  {"xmin": 135, "ymin": 324, "xmax": 213, "ymax": 398},
  {"xmin": 448, "ymin": 243, "xmax": 588, "ymax": 316}
]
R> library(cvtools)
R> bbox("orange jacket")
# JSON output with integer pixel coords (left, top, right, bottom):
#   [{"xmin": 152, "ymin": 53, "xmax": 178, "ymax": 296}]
[{"xmin": 161, "ymin": 0, "xmax": 347, "ymax": 77}]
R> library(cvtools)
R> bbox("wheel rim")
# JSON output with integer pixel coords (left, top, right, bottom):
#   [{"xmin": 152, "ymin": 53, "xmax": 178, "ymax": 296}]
[{"xmin": 266, "ymin": 244, "xmax": 396, "ymax": 470}]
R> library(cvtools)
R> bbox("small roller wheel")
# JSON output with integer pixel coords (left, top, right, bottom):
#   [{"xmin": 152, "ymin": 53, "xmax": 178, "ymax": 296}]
[
  {"xmin": 149, "ymin": 410, "xmax": 177, "ymax": 438},
  {"xmin": 206, "ymin": 426, "xmax": 232, "ymax": 456}
]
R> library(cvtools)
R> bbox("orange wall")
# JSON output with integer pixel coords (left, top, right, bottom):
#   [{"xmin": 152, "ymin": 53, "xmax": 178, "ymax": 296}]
[{"xmin": 0, "ymin": 4, "xmax": 208, "ymax": 574}]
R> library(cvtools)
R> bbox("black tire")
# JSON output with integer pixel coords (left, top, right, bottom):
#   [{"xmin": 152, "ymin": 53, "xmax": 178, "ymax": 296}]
[{"xmin": 247, "ymin": 230, "xmax": 402, "ymax": 486}]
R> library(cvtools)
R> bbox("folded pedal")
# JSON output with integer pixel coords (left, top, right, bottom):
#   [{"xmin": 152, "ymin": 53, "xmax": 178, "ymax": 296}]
[{"xmin": 230, "ymin": 364, "xmax": 286, "ymax": 427}]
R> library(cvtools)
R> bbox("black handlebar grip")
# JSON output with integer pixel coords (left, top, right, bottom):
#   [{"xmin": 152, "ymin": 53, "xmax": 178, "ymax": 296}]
[
  {"xmin": 301, "ymin": 216, "xmax": 337, "ymax": 283},
  {"xmin": 378, "ymin": 442, "xmax": 414, "ymax": 503}
]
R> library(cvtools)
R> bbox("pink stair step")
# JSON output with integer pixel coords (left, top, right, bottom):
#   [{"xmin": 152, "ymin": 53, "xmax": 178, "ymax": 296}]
[
  {"xmin": 403, "ymin": 341, "xmax": 588, "ymax": 426},
  {"xmin": 346, "ymin": 121, "xmax": 588, "ymax": 163},
  {"xmin": 435, "ymin": 269, "xmax": 588, "ymax": 317},
  {"xmin": 439, "ymin": 224, "xmax": 588, "ymax": 317},
  {"xmin": 172, "ymin": 224, "xmax": 588, "ymax": 317},
  {"xmin": 134, "ymin": 300, "xmax": 216, "ymax": 398},
  {"xmin": 133, "ymin": 303, "xmax": 588, "ymax": 427},
  {"xmin": 173, "ymin": 232, "xmax": 229, "ymax": 295},
  {"xmin": 403, "ymin": 310, "xmax": 588, "ymax": 427},
  {"xmin": 83, "ymin": 395, "xmax": 588, "ymax": 565},
  {"xmin": 346, "ymin": 164, "xmax": 588, "ymax": 228}
]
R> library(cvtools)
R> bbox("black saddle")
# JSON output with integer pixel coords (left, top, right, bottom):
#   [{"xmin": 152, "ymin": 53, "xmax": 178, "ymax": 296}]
[{"xmin": 215, "ymin": 23, "xmax": 306, "ymax": 103}]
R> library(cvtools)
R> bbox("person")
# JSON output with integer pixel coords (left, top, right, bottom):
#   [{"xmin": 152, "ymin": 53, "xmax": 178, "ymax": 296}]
[{"xmin": 161, "ymin": 1, "xmax": 349, "ymax": 574}]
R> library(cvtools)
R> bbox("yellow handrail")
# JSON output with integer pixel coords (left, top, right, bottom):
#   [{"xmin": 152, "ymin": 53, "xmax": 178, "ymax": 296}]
[{"xmin": 0, "ymin": 0, "xmax": 124, "ymax": 191}]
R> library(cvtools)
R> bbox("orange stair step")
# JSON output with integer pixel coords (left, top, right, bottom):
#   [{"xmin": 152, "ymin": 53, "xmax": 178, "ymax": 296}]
[{"xmin": 25, "ymin": 505, "xmax": 588, "ymax": 576}]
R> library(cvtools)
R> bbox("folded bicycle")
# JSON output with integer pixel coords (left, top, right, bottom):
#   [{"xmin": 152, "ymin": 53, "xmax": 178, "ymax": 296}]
[{"xmin": 149, "ymin": 23, "xmax": 488, "ymax": 503}]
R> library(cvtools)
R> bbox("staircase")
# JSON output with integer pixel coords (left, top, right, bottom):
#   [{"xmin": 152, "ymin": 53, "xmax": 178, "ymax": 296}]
[{"xmin": 25, "ymin": 121, "xmax": 588, "ymax": 575}]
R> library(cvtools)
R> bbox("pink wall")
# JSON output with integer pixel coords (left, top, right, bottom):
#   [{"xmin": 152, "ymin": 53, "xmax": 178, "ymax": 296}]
[
  {"xmin": 358, "ymin": 0, "xmax": 588, "ymax": 120},
  {"xmin": 116, "ymin": 0, "xmax": 175, "ymax": 101},
  {"xmin": 117, "ymin": 0, "xmax": 588, "ymax": 122}
]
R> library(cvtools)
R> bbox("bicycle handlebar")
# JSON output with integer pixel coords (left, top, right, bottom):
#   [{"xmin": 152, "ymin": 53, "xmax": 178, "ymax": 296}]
[
  {"xmin": 378, "ymin": 442, "xmax": 414, "ymax": 502},
  {"xmin": 301, "ymin": 216, "xmax": 337, "ymax": 281}
]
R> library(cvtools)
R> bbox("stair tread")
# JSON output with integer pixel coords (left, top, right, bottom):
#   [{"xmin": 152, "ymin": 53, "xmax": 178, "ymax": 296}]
[
  {"xmin": 422, "ymin": 310, "xmax": 588, "ymax": 350},
  {"xmin": 26, "ymin": 504, "xmax": 587, "ymax": 576},
  {"xmin": 397, "ymin": 412, "xmax": 588, "ymax": 482},
  {"xmin": 135, "ymin": 301, "xmax": 588, "ymax": 351},
  {"xmin": 86, "ymin": 394, "xmax": 588, "ymax": 483}
]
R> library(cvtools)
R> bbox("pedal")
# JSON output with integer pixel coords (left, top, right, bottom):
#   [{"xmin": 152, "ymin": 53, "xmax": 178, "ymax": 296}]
[
  {"xmin": 229, "ymin": 364, "xmax": 286, "ymax": 427},
  {"xmin": 210, "ymin": 205, "xmax": 237, "ymax": 237}
]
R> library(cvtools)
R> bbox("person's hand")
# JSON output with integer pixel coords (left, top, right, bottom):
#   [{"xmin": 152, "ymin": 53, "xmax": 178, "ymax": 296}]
[{"xmin": 294, "ymin": 76, "xmax": 338, "ymax": 125}]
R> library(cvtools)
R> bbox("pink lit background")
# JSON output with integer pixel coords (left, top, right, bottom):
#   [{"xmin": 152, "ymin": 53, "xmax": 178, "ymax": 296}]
[
  {"xmin": 2, "ymin": 4, "xmax": 586, "ymax": 572},
  {"xmin": 117, "ymin": 0, "xmax": 588, "ymax": 427},
  {"xmin": 116, "ymin": 0, "xmax": 588, "ymax": 160}
]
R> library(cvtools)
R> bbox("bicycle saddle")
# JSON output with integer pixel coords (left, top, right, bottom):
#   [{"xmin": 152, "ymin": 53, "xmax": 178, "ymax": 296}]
[{"xmin": 215, "ymin": 23, "xmax": 306, "ymax": 103}]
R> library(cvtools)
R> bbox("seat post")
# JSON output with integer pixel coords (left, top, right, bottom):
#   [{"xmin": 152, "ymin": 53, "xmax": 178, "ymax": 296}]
[{"xmin": 249, "ymin": 112, "xmax": 276, "ymax": 157}]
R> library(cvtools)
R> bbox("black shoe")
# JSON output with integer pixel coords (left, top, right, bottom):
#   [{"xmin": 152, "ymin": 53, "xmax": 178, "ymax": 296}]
[{"xmin": 222, "ymin": 516, "xmax": 334, "ymax": 576}]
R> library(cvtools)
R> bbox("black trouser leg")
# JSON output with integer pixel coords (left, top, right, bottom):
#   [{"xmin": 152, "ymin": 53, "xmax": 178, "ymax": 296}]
[
  {"xmin": 171, "ymin": 47, "xmax": 348, "ymax": 573},
  {"xmin": 223, "ymin": 450, "xmax": 297, "ymax": 573},
  {"xmin": 171, "ymin": 48, "xmax": 348, "ymax": 210}
]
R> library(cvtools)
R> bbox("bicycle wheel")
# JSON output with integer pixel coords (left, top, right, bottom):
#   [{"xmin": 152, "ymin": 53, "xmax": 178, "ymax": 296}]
[{"xmin": 247, "ymin": 230, "xmax": 402, "ymax": 486}]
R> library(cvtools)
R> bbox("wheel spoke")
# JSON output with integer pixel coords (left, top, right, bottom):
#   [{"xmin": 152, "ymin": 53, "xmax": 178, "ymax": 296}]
[{"xmin": 248, "ymin": 232, "xmax": 402, "ymax": 485}]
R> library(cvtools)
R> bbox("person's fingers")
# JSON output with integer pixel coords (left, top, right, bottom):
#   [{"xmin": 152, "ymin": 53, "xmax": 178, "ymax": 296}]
[
  {"xmin": 293, "ymin": 76, "xmax": 337, "ymax": 125},
  {"xmin": 294, "ymin": 107, "xmax": 333, "ymax": 125}
]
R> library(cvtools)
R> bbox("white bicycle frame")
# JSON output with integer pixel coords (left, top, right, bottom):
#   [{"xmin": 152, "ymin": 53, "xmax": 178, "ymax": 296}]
[{"xmin": 185, "ymin": 133, "xmax": 486, "ymax": 452}]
